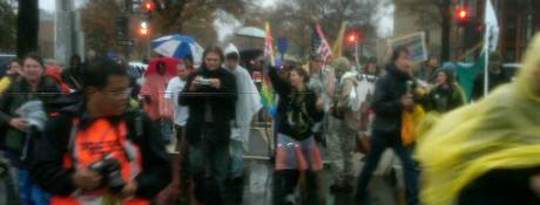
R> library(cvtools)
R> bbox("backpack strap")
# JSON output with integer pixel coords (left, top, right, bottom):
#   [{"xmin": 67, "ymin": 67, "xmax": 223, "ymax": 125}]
[
  {"xmin": 67, "ymin": 118, "xmax": 80, "ymax": 167},
  {"xmin": 125, "ymin": 110, "xmax": 145, "ymax": 143}
]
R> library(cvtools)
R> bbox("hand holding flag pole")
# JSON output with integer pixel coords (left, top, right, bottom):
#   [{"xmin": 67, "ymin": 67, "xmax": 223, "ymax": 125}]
[{"xmin": 262, "ymin": 22, "xmax": 278, "ymax": 117}]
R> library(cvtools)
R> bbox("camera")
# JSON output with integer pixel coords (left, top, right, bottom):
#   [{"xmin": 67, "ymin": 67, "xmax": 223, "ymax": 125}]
[
  {"xmin": 197, "ymin": 78, "xmax": 212, "ymax": 86},
  {"xmin": 89, "ymin": 154, "xmax": 125, "ymax": 193}
]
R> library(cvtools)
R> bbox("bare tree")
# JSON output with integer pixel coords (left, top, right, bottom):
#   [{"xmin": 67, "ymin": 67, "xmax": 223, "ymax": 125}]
[
  {"xmin": 80, "ymin": 0, "xmax": 123, "ymax": 54},
  {"xmin": 81, "ymin": 0, "xmax": 250, "ymax": 57},
  {"xmin": 0, "ymin": 0, "xmax": 17, "ymax": 52},
  {"xmin": 246, "ymin": 0, "xmax": 388, "ymax": 58},
  {"xmin": 151, "ymin": 0, "xmax": 247, "ymax": 36}
]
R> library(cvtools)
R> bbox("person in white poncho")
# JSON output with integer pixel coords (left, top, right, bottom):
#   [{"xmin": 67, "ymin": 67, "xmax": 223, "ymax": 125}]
[{"xmin": 223, "ymin": 44, "xmax": 262, "ymax": 204}]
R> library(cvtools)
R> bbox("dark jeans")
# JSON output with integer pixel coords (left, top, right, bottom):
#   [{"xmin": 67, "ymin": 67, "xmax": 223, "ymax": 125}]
[
  {"xmin": 15, "ymin": 168, "xmax": 49, "ymax": 205},
  {"xmin": 160, "ymin": 119, "xmax": 174, "ymax": 145},
  {"xmin": 0, "ymin": 154, "xmax": 18, "ymax": 205},
  {"xmin": 189, "ymin": 125, "xmax": 230, "ymax": 205},
  {"xmin": 355, "ymin": 130, "xmax": 419, "ymax": 205}
]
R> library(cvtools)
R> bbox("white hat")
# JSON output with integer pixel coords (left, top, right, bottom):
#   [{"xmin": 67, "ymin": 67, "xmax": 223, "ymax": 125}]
[{"xmin": 224, "ymin": 43, "xmax": 240, "ymax": 56}]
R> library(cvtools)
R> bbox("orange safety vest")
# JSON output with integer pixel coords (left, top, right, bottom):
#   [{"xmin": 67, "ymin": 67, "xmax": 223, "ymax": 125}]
[{"xmin": 52, "ymin": 118, "xmax": 148, "ymax": 205}]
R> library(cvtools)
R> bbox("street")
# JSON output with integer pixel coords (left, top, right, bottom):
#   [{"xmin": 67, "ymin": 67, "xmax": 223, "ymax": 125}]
[{"xmin": 2, "ymin": 0, "xmax": 538, "ymax": 204}]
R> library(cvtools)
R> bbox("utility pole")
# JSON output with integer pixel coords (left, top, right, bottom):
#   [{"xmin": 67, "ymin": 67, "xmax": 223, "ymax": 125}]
[
  {"xmin": 440, "ymin": 0, "xmax": 451, "ymax": 62},
  {"xmin": 16, "ymin": 0, "xmax": 39, "ymax": 58},
  {"xmin": 55, "ymin": 0, "xmax": 76, "ymax": 65},
  {"xmin": 354, "ymin": 41, "xmax": 359, "ymax": 68},
  {"xmin": 115, "ymin": 0, "xmax": 134, "ymax": 62}
]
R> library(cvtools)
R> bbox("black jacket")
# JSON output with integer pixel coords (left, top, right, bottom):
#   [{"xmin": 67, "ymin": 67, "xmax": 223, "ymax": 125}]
[
  {"xmin": 268, "ymin": 67, "xmax": 324, "ymax": 141},
  {"xmin": 472, "ymin": 70, "xmax": 511, "ymax": 101},
  {"xmin": 0, "ymin": 76, "xmax": 60, "ymax": 157},
  {"xmin": 425, "ymin": 83, "xmax": 465, "ymax": 113},
  {"xmin": 371, "ymin": 64, "xmax": 414, "ymax": 133},
  {"xmin": 180, "ymin": 66, "xmax": 237, "ymax": 146},
  {"xmin": 29, "ymin": 101, "xmax": 171, "ymax": 199},
  {"xmin": 62, "ymin": 66, "xmax": 83, "ymax": 91},
  {"xmin": 459, "ymin": 167, "xmax": 540, "ymax": 204}
]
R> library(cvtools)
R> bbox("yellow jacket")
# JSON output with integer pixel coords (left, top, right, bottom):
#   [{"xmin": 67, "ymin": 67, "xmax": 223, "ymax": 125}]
[
  {"xmin": 0, "ymin": 76, "xmax": 13, "ymax": 96},
  {"xmin": 417, "ymin": 34, "xmax": 540, "ymax": 205}
]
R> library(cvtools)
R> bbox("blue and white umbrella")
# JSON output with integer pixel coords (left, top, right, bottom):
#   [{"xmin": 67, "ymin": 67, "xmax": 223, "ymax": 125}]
[{"xmin": 152, "ymin": 34, "xmax": 203, "ymax": 64}]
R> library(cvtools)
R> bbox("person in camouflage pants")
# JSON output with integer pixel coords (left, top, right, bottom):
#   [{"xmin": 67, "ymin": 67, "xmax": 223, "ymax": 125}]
[{"xmin": 326, "ymin": 58, "xmax": 373, "ymax": 193}]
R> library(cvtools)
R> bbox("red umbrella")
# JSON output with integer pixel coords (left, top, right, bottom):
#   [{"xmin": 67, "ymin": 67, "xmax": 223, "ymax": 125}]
[{"xmin": 144, "ymin": 57, "xmax": 181, "ymax": 77}]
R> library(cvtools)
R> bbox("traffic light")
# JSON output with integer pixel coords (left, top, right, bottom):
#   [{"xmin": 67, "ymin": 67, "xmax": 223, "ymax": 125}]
[
  {"xmin": 346, "ymin": 31, "xmax": 363, "ymax": 45},
  {"xmin": 139, "ymin": 21, "xmax": 149, "ymax": 36},
  {"xmin": 143, "ymin": 0, "xmax": 156, "ymax": 13},
  {"xmin": 455, "ymin": 6, "xmax": 471, "ymax": 25},
  {"xmin": 348, "ymin": 33, "xmax": 357, "ymax": 44}
]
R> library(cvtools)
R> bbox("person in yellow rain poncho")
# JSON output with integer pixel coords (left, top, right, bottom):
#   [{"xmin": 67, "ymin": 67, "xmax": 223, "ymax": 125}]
[
  {"xmin": 417, "ymin": 34, "xmax": 540, "ymax": 205},
  {"xmin": 0, "ymin": 59, "xmax": 23, "ymax": 96}
]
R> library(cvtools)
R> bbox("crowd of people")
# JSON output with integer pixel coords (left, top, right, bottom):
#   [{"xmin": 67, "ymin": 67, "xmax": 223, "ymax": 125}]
[{"xmin": 1, "ymin": 31, "xmax": 537, "ymax": 205}]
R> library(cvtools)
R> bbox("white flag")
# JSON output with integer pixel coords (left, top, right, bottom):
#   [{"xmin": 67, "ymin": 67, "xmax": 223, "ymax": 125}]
[{"xmin": 484, "ymin": 0, "xmax": 499, "ymax": 52}]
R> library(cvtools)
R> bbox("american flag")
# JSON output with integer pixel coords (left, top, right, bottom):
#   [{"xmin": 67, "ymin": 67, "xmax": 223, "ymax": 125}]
[{"xmin": 312, "ymin": 23, "xmax": 333, "ymax": 63}]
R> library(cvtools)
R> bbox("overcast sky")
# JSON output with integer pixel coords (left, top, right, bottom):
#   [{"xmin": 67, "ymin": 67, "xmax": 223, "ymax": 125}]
[
  {"xmin": 40, "ymin": 0, "xmax": 393, "ymax": 40},
  {"xmin": 40, "ymin": 0, "xmax": 86, "ymax": 11},
  {"xmin": 40, "ymin": 0, "xmax": 55, "ymax": 11},
  {"xmin": 215, "ymin": 0, "xmax": 394, "ymax": 41}
]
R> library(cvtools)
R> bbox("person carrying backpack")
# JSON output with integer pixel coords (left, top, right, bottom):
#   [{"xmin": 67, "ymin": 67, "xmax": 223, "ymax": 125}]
[
  {"xmin": 327, "ymin": 57, "xmax": 374, "ymax": 195},
  {"xmin": 30, "ymin": 57, "xmax": 171, "ymax": 205}
]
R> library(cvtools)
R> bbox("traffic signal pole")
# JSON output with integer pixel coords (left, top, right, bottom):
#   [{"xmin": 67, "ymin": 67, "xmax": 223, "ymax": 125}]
[
  {"xmin": 441, "ymin": 0, "xmax": 451, "ymax": 61},
  {"xmin": 354, "ymin": 41, "xmax": 359, "ymax": 69}
]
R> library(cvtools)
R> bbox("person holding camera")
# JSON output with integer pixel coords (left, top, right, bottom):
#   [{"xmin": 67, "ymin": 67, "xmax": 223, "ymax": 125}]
[
  {"xmin": 179, "ymin": 46, "xmax": 237, "ymax": 205},
  {"xmin": 30, "ymin": 58, "xmax": 171, "ymax": 205}
]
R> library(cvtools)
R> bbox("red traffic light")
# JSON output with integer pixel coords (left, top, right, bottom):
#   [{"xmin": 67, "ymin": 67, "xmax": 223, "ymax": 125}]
[
  {"xmin": 346, "ymin": 31, "xmax": 363, "ymax": 44},
  {"xmin": 143, "ymin": 1, "xmax": 156, "ymax": 12},
  {"xmin": 348, "ymin": 34, "xmax": 357, "ymax": 43},
  {"xmin": 455, "ymin": 6, "xmax": 471, "ymax": 24},
  {"xmin": 458, "ymin": 10, "xmax": 467, "ymax": 19}
]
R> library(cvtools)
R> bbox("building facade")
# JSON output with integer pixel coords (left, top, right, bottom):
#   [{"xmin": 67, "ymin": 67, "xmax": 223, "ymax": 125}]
[
  {"xmin": 39, "ymin": 10, "xmax": 55, "ymax": 59},
  {"xmin": 394, "ymin": 0, "xmax": 540, "ymax": 62},
  {"xmin": 496, "ymin": 0, "xmax": 540, "ymax": 61}
]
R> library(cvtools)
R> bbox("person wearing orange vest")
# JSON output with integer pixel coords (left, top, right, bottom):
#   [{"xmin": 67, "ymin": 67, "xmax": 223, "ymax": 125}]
[{"xmin": 30, "ymin": 58, "xmax": 171, "ymax": 205}]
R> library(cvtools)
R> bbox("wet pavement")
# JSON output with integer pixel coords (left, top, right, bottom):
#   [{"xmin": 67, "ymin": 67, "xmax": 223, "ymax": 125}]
[{"xmin": 242, "ymin": 127, "xmax": 405, "ymax": 205}]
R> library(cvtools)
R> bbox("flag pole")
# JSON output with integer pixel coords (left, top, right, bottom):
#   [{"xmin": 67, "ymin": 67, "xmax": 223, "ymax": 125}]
[
  {"xmin": 483, "ymin": 0, "xmax": 491, "ymax": 97},
  {"xmin": 484, "ymin": 32, "xmax": 489, "ymax": 97},
  {"xmin": 483, "ymin": 0, "xmax": 499, "ymax": 97}
]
